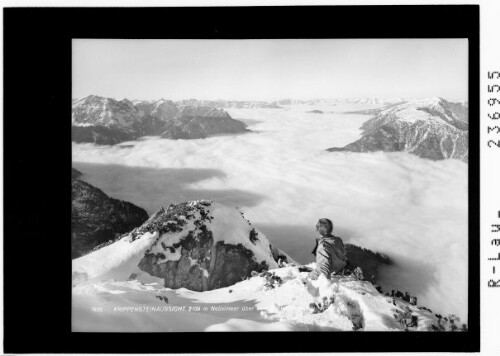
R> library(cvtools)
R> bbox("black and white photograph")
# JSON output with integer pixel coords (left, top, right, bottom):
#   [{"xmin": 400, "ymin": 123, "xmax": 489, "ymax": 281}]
[
  {"xmin": 71, "ymin": 38, "xmax": 470, "ymax": 332},
  {"xmin": 6, "ymin": 2, "xmax": 495, "ymax": 353}
]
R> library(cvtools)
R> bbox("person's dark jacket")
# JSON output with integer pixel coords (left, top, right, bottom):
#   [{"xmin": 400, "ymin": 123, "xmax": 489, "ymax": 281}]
[{"xmin": 309, "ymin": 235, "xmax": 347, "ymax": 280}]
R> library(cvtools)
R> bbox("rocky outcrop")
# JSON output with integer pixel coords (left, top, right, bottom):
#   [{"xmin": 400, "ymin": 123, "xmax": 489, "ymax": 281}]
[
  {"xmin": 121, "ymin": 200, "xmax": 279, "ymax": 291},
  {"xmin": 160, "ymin": 115, "xmax": 247, "ymax": 139},
  {"xmin": 72, "ymin": 95, "xmax": 249, "ymax": 144},
  {"xmin": 72, "ymin": 168, "xmax": 149, "ymax": 258},
  {"xmin": 328, "ymin": 98, "xmax": 469, "ymax": 163}
]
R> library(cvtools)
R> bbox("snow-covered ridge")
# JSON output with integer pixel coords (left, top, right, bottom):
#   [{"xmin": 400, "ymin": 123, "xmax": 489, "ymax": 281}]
[
  {"xmin": 72, "ymin": 95, "xmax": 137, "ymax": 130},
  {"xmin": 376, "ymin": 97, "xmax": 468, "ymax": 129},
  {"xmin": 73, "ymin": 95, "xmax": 233, "ymax": 127},
  {"xmin": 73, "ymin": 200, "xmax": 282, "ymax": 291},
  {"xmin": 73, "ymin": 265, "xmax": 460, "ymax": 332},
  {"xmin": 178, "ymin": 105, "xmax": 231, "ymax": 119},
  {"xmin": 72, "ymin": 198, "xmax": 466, "ymax": 332},
  {"xmin": 329, "ymin": 97, "xmax": 405, "ymax": 105},
  {"xmin": 328, "ymin": 98, "xmax": 469, "ymax": 162}
]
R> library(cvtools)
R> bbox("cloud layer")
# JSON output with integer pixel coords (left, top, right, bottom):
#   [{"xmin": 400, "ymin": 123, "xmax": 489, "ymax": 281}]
[{"xmin": 73, "ymin": 103, "xmax": 468, "ymax": 321}]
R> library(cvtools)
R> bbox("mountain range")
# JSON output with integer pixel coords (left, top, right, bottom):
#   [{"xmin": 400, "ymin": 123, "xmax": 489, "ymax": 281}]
[
  {"xmin": 328, "ymin": 98, "xmax": 469, "ymax": 162},
  {"xmin": 72, "ymin": 95, "xmax": 249, "ymax": 144}
]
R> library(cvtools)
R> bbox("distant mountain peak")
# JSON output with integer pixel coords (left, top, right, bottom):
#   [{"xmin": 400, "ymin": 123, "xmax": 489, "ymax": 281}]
[{"xmin": 328, "ymin": 99, "xmax": 469, "ymax": 162}]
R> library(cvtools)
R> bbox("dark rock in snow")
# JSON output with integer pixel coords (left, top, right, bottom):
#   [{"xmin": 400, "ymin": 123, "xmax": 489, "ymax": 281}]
[
  {"xmin": 72, "ymin": 169, "xmax": 149, "ymax": 258},
  {"xmin": 131, "ymin": 200, "xmax": 279, "ymax": 291}
]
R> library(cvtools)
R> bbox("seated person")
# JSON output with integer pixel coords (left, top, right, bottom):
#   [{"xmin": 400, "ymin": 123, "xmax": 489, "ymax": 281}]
[{"xmin": 308, "ymin": 218, "xmax": 347, "ymax": 280}]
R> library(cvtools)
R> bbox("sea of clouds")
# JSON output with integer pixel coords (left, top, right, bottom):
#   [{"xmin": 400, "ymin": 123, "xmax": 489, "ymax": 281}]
[{"xmin": 72, "ymin": 103, "xmax": 468, "ymax": 321}]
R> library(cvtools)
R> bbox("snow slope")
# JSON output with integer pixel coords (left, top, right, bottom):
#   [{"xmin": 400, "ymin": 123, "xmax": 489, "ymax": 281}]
[
  {"xmin": 72, "ymin": 231, "xmax": 158, "ymax": 284},
  {"xmin": 73, "ymin": 264, "xmax": 442, "ymax": 332}
]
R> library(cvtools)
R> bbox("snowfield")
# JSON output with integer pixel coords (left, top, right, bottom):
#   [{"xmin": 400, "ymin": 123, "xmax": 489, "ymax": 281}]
[
  {"xmin": 72, "ymin": 231, "xmax": 159, "ymax": 283},
  {"xmin": 72, "ymin": 265, "xmax": 439, "ymax": 332}
]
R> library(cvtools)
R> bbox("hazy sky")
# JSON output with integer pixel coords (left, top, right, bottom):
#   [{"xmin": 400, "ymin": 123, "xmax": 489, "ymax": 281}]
[{"xmin": 73, "ymin": 39, "xmax": 468, "ymax": 101}]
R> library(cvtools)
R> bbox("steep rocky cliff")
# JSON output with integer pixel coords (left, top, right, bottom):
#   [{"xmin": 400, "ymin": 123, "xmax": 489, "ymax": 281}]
[{"xmin": 71, "ymin": 168, "xmax": 149, "ymax": 258}]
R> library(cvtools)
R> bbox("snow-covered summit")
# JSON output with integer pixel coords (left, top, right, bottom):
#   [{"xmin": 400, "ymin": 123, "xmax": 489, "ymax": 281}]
[
  {"xmin": 377, "ymin": 97, "xmax": 468, "ymax": 129},
  {"xmin": 177, "ymin": 105, "xmax": 231, "ymax": 119},
  {"xmin": 73, "ymin": 200, "xmax": 284, "ymax": 291},
  {"xmin": 72, "ymin": 95, "xmax": 138, "ymax": 131},
  {"xmin": 328, "ymin": 98, "xmax": 469, "ymax": 162}
]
